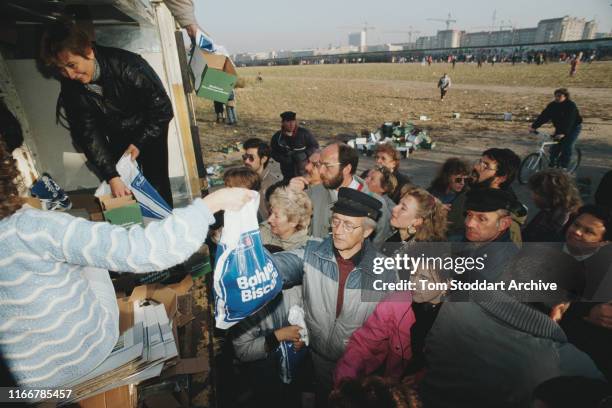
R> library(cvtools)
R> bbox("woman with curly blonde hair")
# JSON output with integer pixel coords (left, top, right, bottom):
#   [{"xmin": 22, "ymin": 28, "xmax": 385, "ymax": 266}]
[
  {"xmin": 0, "ymin": 139, "xmax": 253, "ymax": 389},
  {"xmin": 523, "ymin": 169, "xmax": 583, "ymax": 242},
  {"xmin": 387, "ymin": 186, "xmax": 448, "ymax": 244},
  {"xmin": 260, "ymin": 186, "xmax": 312, "ymax": 250}
]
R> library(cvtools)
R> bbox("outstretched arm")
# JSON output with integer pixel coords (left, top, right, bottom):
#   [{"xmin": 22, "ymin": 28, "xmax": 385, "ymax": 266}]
[{"xmin": 15, "ymin": 189, "xmax": 254, "ymax": 273}]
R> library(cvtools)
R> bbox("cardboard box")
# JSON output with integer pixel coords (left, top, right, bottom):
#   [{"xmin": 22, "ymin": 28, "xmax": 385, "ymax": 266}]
[
  {"xmin": 78, "ymin": 384, "xmax": 136, "ymax": 408},
  {"xmin": 191, "ymin": 50, "xmax": 237, "ymax": 103},
  {"xmin": 118, "ymin": 285, "xmax": 178, "ymax": 334},
  {"xmin": 98, "ymin": 195, "xmax": 143, "ymax": 228}
]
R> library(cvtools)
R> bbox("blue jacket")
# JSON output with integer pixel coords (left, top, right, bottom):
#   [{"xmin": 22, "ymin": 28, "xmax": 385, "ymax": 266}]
[{"xmin": 270, "ymin": 237, "xmax": 397, "ymax": 366}]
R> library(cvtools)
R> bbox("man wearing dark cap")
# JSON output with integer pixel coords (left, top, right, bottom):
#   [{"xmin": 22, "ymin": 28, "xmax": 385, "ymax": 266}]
[
  {"xmin": 267, "ymin": 187, "xmax": 397, "ymax": 403},
  {"xmin": 270, "ymin": 111, "xmax": 319, "ymax": 180},
  {"xmin": 455, "ymin": 188, "xmax": 522, "ymax": 283},
  {"xmin": 464, "ymin": 188, "xmax": 518, "ymax": 244}
]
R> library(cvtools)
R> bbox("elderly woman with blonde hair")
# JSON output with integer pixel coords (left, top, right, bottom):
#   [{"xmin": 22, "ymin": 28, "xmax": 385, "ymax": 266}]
[{"xmin": 260, "ymin": 185, "xmax": 313, "ymax": 250}]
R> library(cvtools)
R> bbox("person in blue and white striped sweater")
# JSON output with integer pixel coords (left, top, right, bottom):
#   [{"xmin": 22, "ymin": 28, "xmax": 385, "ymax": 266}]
[{"xmin": 0, "ymin": 139, "xmax": 254, "ymax": 389}]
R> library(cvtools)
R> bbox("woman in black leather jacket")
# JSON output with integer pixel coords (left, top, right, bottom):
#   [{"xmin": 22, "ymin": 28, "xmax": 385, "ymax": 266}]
[{"xmin": 41, "ymin": 23, "xmax": 175, "ymax": 207}]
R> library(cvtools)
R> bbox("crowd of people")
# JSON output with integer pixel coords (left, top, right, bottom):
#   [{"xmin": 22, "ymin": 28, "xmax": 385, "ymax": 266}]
[
  {"xmin": 200, "ymin": 104, "xmax": 610, "ymax": 407},
  {"xmin": 0, "ymin": 18, "xmax": 610, "ymax": 408}
]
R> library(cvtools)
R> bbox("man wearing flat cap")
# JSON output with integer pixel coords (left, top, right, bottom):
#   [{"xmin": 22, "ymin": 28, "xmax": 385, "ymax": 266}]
[
  {"xmin": 267, "ymin": 187, "xmax": 398, "ymax": 403},
  {"xmin": 464, "ymin": 188, "xmax": 519, "ymax": 244},
  {"xmin": 270, "ymin": 111, "xmax": 319, "ymax": 180},
  {"xmin": 456, "ymin": 188, "xmax": 522, "ymax": 283}
]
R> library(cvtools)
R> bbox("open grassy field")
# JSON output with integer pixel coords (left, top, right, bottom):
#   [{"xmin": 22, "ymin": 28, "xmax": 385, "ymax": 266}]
[{"xmin": 195, "ymin": 61, "xmax": 611, "ymax": 196}]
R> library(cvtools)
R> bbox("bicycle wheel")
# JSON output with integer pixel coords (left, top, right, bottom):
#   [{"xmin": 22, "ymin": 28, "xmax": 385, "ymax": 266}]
[
  {"xmin": 567, "ymin": 147, "xmax": 582, "ymax": 174},
  {"xmin": 519, "ymin": 153, "xmax": 543, "ymax": 184}
]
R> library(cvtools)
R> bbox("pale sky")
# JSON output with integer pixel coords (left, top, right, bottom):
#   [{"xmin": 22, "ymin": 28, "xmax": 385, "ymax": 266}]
[{"xmin": 193, "ymin": 0, "xmax": 612, "ymax": 54}]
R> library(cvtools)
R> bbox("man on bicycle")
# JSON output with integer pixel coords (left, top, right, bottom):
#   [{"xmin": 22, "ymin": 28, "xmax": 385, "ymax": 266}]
[{"xmin": 529, "ymin": 88, "xmax": 582, "ymax": 170}]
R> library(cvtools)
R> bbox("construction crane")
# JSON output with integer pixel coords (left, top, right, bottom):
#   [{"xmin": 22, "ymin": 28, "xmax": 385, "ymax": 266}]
[
  {"xmin": 338, "ymin": 22, "xmax": 376, "ymax": 33},
  {"xmin": 383, "ymin": 27, "xmax": 421, "ymax": 43},
  {"xmin": 338, "ymin": 23, "xmax": 376, "ymax": 51},
  {"xmin": 427, "ymin": 13, "xmax": 457, "ymax": 30}
]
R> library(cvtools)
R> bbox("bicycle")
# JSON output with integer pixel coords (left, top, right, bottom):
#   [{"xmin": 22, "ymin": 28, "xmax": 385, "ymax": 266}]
[{"xmin": 518, "ymin": 130, "xmax": 582, "ymax": 184}]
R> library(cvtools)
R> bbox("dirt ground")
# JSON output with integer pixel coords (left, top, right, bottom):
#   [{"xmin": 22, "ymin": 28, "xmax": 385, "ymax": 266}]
[{"xmin": 195, "ymin": 61, "xmax": 612, "ymax": 205}]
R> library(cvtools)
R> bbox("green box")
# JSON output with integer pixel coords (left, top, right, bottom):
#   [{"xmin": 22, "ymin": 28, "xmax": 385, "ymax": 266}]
[
  {"xmin": 99, "ymin": 195, "xmax": 144, "ymax": 228},
  {"xmin": 103, "ymin": 203, "xmax": 143, "ymax": 228},
  {"xmin": 191, "ymin": 51, "xmax": 237, "ymax": 103}
]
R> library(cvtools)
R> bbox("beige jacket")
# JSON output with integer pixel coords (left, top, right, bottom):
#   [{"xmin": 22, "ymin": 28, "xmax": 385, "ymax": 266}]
[
  {"xmin": 164, "ymin": 0, "xmax": 196, "ymax": 27},
  {"xmin": 260, "ymin": 222, "xmax": 309, "ymax": 251}
]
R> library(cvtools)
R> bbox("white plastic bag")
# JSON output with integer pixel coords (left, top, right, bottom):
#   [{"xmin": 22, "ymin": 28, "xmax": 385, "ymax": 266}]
[
  {"xmin": 95, "ymin": 155, "xmax": 172, "ymax": 220},
  {"xmin": 213, "ymin": 194, "xmax": 282, "ymax": 329},
  {"xmin": 288, "ymin": 305, "xmax": 309, "ymax": 346}
]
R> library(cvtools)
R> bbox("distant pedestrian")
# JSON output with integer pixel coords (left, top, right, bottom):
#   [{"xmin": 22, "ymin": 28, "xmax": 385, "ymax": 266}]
[
  {"xmin": 214, "ymin": 100, "xmax": 225, "ymax": 123},
  {"xmin": 477, "ymin": 57, "xmax": 483, "ymax": 68},
  {"xmin": 226, "ymin": 89, "xmax": 237, "ymax": 125},
  {"xmin": 569, "ymin": 53, "xmax": 582, "ymax": 77},
  {"xmin": 438, "ymin": 73, "xmax": 451, "ymax": 101},
  {"xmin": 451, "ymin": 56, "xmax": 456, "ymax": 69}
]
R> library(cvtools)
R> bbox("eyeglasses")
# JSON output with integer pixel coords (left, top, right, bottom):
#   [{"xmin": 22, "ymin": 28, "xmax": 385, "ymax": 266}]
[
  {"xmin": 242, "ymin": 154, "xmax": 255, "ymax": 162},
  {"xmin": 475, "ymin": 158, "xmax": 497, "ymax": 172},
  {"xmin": 331, "ymin": 217, "xmax": 362, "ymax": 233},
  {"xmin": 454, "ymin": 176, "xmax": 470, "ymax": 183},
  {"xmin": 315, "ymin": 162, "xmax": 342, "ymax": 169}
]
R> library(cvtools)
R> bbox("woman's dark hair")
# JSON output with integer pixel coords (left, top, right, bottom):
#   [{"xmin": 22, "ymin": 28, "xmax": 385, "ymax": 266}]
[
  {"xmin": 528, "ymin": 169, "xmax": 582, "ymax": 212},
  {"xmin": 0, "ymin": 139, "xmax": 23, "ymax": 220},
  {"xmin": 428, "ymin": 157, "xmax": 471, "ymax": 193},
  {"xmin": 554, "ymin": 88, "xmax": 571, "ymax": 99},
  {"xmin": 40, "ymin": 22, "xmax": 93, "ymax": 67}
]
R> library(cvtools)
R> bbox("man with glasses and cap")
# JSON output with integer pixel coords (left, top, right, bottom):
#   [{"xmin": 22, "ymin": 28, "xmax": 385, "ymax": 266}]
[
  {"xmin": 270, "ymin": 111, "xmax": 319, "ymax": 181},
  {"xmin": 267, "ymin": 187, "xmax": 398, "ymax": 404},
  {"xmin": 242, "ymin": 138, "xmax": 280, "ymax": 220},
  {"xmin": 447, "ymin": 148, "xmax": 526, "ymax": 243}
]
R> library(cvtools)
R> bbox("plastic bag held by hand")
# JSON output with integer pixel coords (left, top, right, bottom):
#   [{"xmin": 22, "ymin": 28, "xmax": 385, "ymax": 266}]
[
  {"xmin": 213, "ymin": 193, "xmax": 282, "ymax": 329},
  {"xmin": 95, "ymin": 155, "xmax": 172, "ymax": 220},
  {"xmin": 288, "ymin": 305, "xmax": 309, "ymax": 346}
]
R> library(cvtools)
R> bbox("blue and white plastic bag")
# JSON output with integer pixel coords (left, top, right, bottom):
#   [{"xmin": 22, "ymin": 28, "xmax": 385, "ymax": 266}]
[
  {"xmin": 95, "ymin": 155, "xmax": 172, "ymax": 220},
  {"xmin": 214, "ymin": 193, "xmax": 282, "ymax": 329}
]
